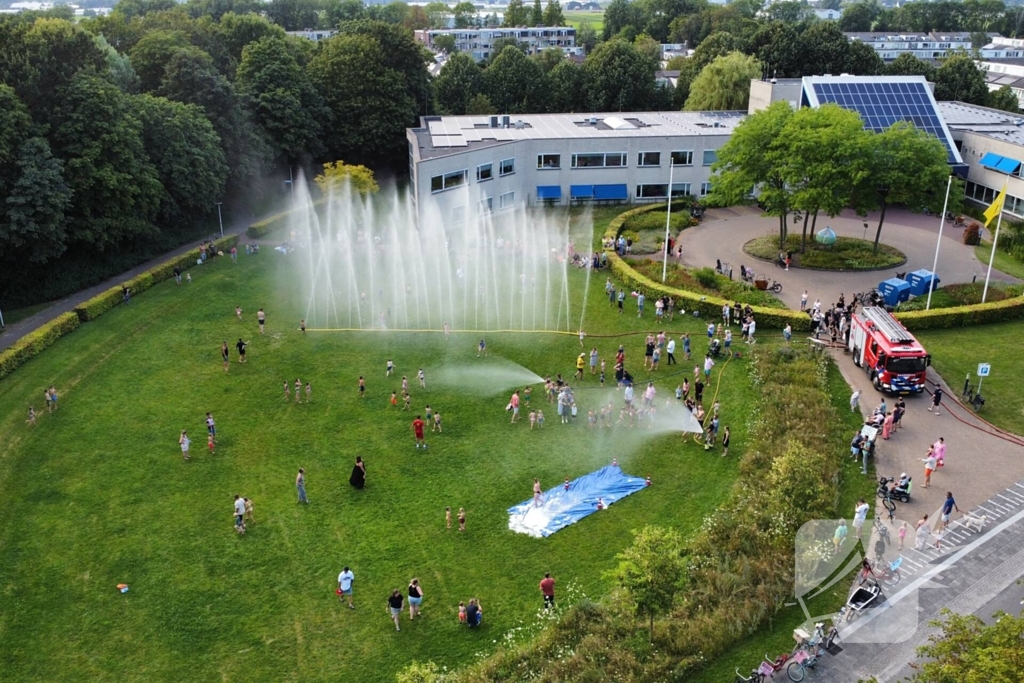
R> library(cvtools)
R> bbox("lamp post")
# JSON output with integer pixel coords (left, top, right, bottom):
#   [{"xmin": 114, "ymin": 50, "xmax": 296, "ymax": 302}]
[
  {"xmin": 662, "ymin": 158, "xmax": 675, "ymax": 283},
  {"xmin": 215, "ymin": 202, "xmax": 224, "ymax": 239}
]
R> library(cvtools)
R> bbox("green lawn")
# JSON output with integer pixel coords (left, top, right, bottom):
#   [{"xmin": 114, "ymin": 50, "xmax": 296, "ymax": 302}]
[
  {"xmin": 917, "ymin": 320, "xmax": 1024, "ymax": 436},
  {"xmin": 563, "ymin": 10, "xmax": 603, "ymax": 31},
  {"xmin": 974, "ymin": 240, "xmax": 1024, "ymax": 280},
  {"xmin": 0, "ymin": 246, "xmax": 758, "ymax": 682}
]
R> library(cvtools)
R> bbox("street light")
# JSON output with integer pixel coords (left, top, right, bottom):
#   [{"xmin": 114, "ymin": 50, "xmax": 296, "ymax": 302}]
[{"xmin": 216, "ymin": 202, "xmax": 224, "ymax": 239}]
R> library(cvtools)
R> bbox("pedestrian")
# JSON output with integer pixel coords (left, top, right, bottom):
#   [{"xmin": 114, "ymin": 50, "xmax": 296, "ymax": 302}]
[
  {"xmin": 358, "ymin": 376, "xmax": 366, "ymax": 396},
  {"xmin": 940, "ymin": 492, "xmax": 960, "ymax": 529},
  {"xmin": 235, "ymin": 305, "xmax": 242, "ymax": 321},
  {"xmin": 783, "ymin": 324, "xmax": 792, "ymax": 342},
  {"xmin": 914, "ymin": 514, "xmax": 931, "ymax": 550},
  {"xmin": 27, "ymin": 406, "xmax": 36, "ymax": 426},
  {"xmin": 590, "ymin": 348, "xmax": 599, "ymax": 374},
  {"xmin": 637, "ymin": 292, "xmax": 645, "ymax": 317},
  {"xmin": 853, "ymin": 499, "xmax": 869, "ymax": 538},
  {"xmin": 458, "ymin": 507, "xmax": 466, "ymax": 531},
  {"xmin": 833, "ymin": 519, "xmax": 848, "ymax": 553},
  {"xmin": 243, "ymin": 497, "xmax": 254, "ymax": 525},
  {"xmin": 898, "ymin": 521, "xmax": 907, "ymax": 550},
  {"xmin": 236, "ymin": 338, "xmax": 248, "ymax": 364},
  {"xmin": 387, "ymin": 589, "xmax": 404, "ymax": 631},
  {"xmin": 48, "ymin": 386, "xmax": 58, "ymax": 411},
  {"xmin": 408, "ymin": 579, "xmax": 424, "ymax": 619},
  {"xmin": 300, "ymin": 319, "xmax": 306, "ymax": 333},
  {"xmin": 433, "ymin": 410, "xmax": 442, "ymax": 432},
  {"xmin": 801, "ymin": 290, "xmax": 808, "ymax": 311},
  {"xmin": 922, "ymin": 448, "xmax": 937, "ymax": 488},
  {"xmin": 305, "ymin": 382, "xmax": 312, "ymax": 402},
  {"xmin": 284, "ymin": 380, "xmax": 291, "ymax": 400},
  {"xmin": 257, "ymin": 308, "xmax": 266, "ymax": 334},
  {"xmin": 617, "ymin": 289, "xmax": 625, "ymax": 313},
  {"xmin": 233, "ymin": 494, "xmax": 246, "ymax": 534},
  {"xmin": 575, "ymin": 353, "xmax": 585, "ymax": 380},
  {"xmin": 703, "ymin": 354, "xmax": 714, "ymax": 380},
  {"xmin": 179, "ymin": 430, "xmax": 190, "ymax": 460},
  {"xmin": 666, "ymin": 337, "xmax": 676, "ymax": 365},
  {"xmin": 722, "ymin": 303, "xmax": 731, "ymax": 327},
  {"xmin": 934, "ymin": 437, "xmax": 946, "ymax": 467},
  {"xmin": 349, "ymin": 456, "xmax": 366, "ymax": 489},
  {"xmin": 296, "ymin": 468, "xmax": 308, "ymax": 503},
  {"xmin": 174, "ymin": 266, "xmax": 182, "ymax": 284},
  {"xmin": 418, "ymin": 368, "xmax": 426, "ymax": 388},
  {"xmin": 445, "ymin": 506, "xmax": 452, "ymax": 529},
  {"xmin": 721, "ymin": 426, "xmax": 730, "ymax": 457},
  {"xmin": 533, "ymin": 478, "xmax": 543, "ymax": 506},
  {"xmin": 695, "ymin": 378, "xmax": 704, "ymax": 404},
  {"xmin": 540, "ymin": 572, "xmax": 555, "ymax": 609},
  {"xmin": 509, "ymin": 390, "xmax": 520, "ymax": 424},
  {"xmin": 221, "ymin": 341, "xmax": 230, "ymax": 372},
  {"xmin": 386, "ymin": 359, "xmax": 394, "ymax": 377},
  {"xmin": 747, "ymin": 317, "xmax": 757, "ymax": 345},
  {"xmin": 928, "ymin": 387, "xmax": 943, "ymax": 414},
  {"xmin": 850, "ymin": 389, "xmax": 861, "ymax": 413},
  {"xmin": 683, "ymin": 333, "xmax": 691, "ymax": 360},
  {"xmin": 205, "ymin": 412, "xmax": 216, "ymax": 442},
  {"xmin": 478, "ymin": 339, "xmax": 486, "ymax": 357}
]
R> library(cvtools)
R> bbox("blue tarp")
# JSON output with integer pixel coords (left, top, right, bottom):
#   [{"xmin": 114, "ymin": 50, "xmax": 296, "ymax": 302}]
[
  {"xmin": 537, "ymin": 185, "xmax": 562, "ymax": 200},
  {"xmin": 508, "ymin": 465, "xmax": 647, "ymax": 538},
  {"xmin": 593, "ymin": 184, "xmax": 628, "ymax": 200}
]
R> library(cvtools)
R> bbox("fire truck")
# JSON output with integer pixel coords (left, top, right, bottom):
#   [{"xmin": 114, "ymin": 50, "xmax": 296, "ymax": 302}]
[{"xmin": 848, "ymin": 307, "xmax": 930, "ymax": 394}]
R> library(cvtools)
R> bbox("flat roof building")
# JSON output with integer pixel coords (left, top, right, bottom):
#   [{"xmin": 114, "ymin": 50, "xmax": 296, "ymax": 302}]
[
  {"xmin": 844, "ymin": 32, "xmax": 1005, "ymax": 61},
  {"xmin": 414, "ymin": 27, "xmax": 576, "ymax": 62}
]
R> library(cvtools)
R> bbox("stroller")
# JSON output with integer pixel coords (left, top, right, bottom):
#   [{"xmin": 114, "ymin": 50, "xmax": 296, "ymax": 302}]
[{"xmin": 709, "ymin": 338, "xmax": 723, "ymax": 358}]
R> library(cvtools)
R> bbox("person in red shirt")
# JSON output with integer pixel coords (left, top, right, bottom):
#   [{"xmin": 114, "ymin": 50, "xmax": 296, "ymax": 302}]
[
  {"xmin": 539, "ymin": 572, "xmax": 555, "ymax": 609},
  {"xmin": 412, "ymin": 416, "xmax": 426, "ymax": 449}
]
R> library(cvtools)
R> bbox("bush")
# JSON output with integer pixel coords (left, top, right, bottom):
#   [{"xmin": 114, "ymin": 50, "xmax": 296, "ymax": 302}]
[
  {"xmin": 896, "ymin": 294, "xmax": 1024, "ymax": 330},
  {"xmin": 962, "ymin": 222, "xmax": 982, "ymax": 246},
  {"xmin": 0, "ymin": 312, "xmax": 81, "ymax": 380},
  {"xmin": 693, "ymin": 267, "xmax": 718, "ymax": 290}
]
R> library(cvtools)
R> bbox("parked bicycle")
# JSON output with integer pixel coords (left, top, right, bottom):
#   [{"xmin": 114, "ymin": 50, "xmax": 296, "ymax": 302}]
[
  {"xmin": 786, "ymin": 622, "xmax": 839, "ymax": 681},
  {"xmin": 768, "ymin": 279, "xmax": 783, "ymax": 293},
  {"xmin": 961, "ymin": 383, "xmax": 986, "ymax": 412},
  {"xmin": 734, "ymin": 666, "xmax": 766, "ymax": 683}
]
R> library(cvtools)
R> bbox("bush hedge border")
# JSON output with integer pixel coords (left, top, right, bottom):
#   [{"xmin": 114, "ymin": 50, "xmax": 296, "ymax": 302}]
[
  {"xmin": 604, "ymin": 204, "xmax": 1024, "ymax": 331},
  {"xmin": 0, "ymin": 235, "xmax": 238, "ymax": 381}
]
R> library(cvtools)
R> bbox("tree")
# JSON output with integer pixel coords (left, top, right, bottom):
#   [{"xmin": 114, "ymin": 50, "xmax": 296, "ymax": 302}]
[
  {"xmin": 852, "ymin": 123, "xmax": 951, "ymax": 253},
  {"xmin": 236, "ymin": 36, "xmax": 329, "ymax": 162},
  {"xmin": 264, "ymin": 0, "xmax": 320, "ymax": 31},
  {"xmin": 433, "ymin": 34, "xmax": 457, "ymax": 53},
  {"xmin": 711, "ymin": 101, "xmax": 795, "ymax": 247},
  {"xmin": 452, "ymin": 1, "xmax": 477, "ymax": 28},
  {"xmin": 633, "ymin": 32, "xmax": 662, "ymax": 70},
  {"xmin": 424, "ymin": 1, "xmax": 450, "ymax": 28},
  {"xmin": 307, "ymin": 33, "xmax": 417, "ymax": 166},
  {"xmin": 884, "ymin": 52, "xmax": 935, "ymax": 80},
  {"xmin": 934, "ymin": 53, "xmax": 989, "ymax": 104},
  {"xmin": 217, "ymin": 12, "xmax": 285, "ymax": 63},
  {"xmin": 434, "ymin": 52, "xmax": 483, "ymax": 114},
  {"xmin": 547, "ymin": 59, "xmax": 586, "ymax": 111},
  {"xmin": 765, "ymin": 0, "xmax": 811, "ymax": 23},
  {"xmin": 129, "ymin": 29, "xmax": 191, "ymax": 92},
  {"xmin": 465, "ymin": 93, "xmax": 496, "ymax": 114},
  {"xmin": 543, "ymin": 0, "xmax": 565, "ymax": 28},
  {"xmin": 576, "ymin": 21, "xmax": 598, "ymax": 53},
  {"xmin": 403, "ymin": 6, "xmax": 429, "ymax": 30},
  {"xmin": 315, "ymin": 160, "xmax": 379, "ymax": 194},
  {"xmin": 910, "ymin": 608, "xmax": 1024, "ymax": 682},
  {"xmin": 685, "ymin": 51, "xmax": 761, "ymax": 111},
  {"xmin": 611, "ymin": 526, "xmax": 687, "ymax": 642},
  {"xmin": 322, "ymin": 0, "xmax": 366, "ymax": 27},
  {"xmin": 582, "ymin": 39, "xmax": 657, "ymax": 112},
  {"xmin": 531, "ymin": 0, "xmax": 543, "ymax": 26},
  {"xmin": 839, "ymin": 2, "xmax": 878, "ymax": 32},
  {"xmin": 111, "ymin": 0, "xmax": 177, "ymax": 20},
  {"xmin": 749, "ymin": 21, "xmax": 801, "ymax": 79},
  {"xmin": 484, "ymin": 45, "xmax": 544, "ymax": 113},
  {"xmin": 603, "ymin": 0, "xmax": 642, "ymax": 40},
  {"xmin": 0, "ymin": 84, "xmax": 33, "ymax": 190},
  {"xmin": 503, "ymin": 0, "xmax": 528, "ymax": 27},
  {"xmin": 3, "ymin": 137, "xmax": 71, "ymax": 262},
  {"xmin": 94, "ymin": 34, "xmax": 140, "ymax": 93},
  {"xmin": 675, "ymin": 30, "xmax": 742, "ymax": 105},
  {"xmin": 847, "ymin": 39, "xmax": 884, "ymax": 75},
  {"xmin": 533, "ymin": 47, "xmax": 565, "ymax": 73},
  {"xmin": 988, "ymin": 85, "xmax": 1021, "ymax": 113},
  {"xmin": 16, "ymin": 18, "xmax": 108, "ymax": 114},
  {"xmin": 800, "ymin": 21, "xmax": 853, "ymax": 77}
]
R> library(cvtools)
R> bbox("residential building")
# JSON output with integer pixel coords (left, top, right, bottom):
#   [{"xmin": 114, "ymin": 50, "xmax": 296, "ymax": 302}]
[
  {"xmin": 979, "ymin": 60, "xmax": 1024, "ymax": 109},
  {"xmin": 414, "ymin": 27, "xmax": 576, "ymax": 61},
  {"xmin": 813, "ymin": 8, "xmax": 842, "ymax": 21},
  {"xmin": 844, "ymin": 32, "xmax": 1005, "ymax": 61},
  {"xmin": 285, "ymin": 29, "xmax": 338, "ymax": 41}
]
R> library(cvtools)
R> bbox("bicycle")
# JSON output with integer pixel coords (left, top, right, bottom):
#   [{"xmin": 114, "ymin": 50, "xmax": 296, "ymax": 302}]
[
  {"xmin": 871, "ymin": 556, "xmax": 903, "ymax": 588},
  {"xmin": 787, "ymin": 623, "xmax": 839, "ymax": 681},
  {"xmin": 961, "ymin": 383, "xmax": 986, "ymax": 412},
  {"xmin": 873, "ymin": 516, "xmax": 891, "ymax": 544},
  {"xmin": 735, "ymin": 666, "xmax": 766, "ymax": 683},
  {"xmin": 768, "ymin": 279, "xmax": 783, "ymax": 293}
]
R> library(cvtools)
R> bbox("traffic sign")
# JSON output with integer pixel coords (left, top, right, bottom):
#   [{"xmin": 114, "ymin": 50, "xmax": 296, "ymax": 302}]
[{"xmin": 977, "ymin": 363, "xmax": 991, "ymax": 377}]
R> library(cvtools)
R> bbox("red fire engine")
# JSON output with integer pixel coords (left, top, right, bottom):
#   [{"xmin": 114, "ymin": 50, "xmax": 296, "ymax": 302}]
[{"xmin": 848, "ymin": 307, "xmax": 930, "ymax": 394}]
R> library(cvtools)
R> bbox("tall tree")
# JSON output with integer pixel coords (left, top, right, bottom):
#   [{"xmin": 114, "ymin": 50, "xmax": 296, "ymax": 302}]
[
  {"xmin": 675, "ymin": 30, "xmax": 742, "ymax": 106},
  {"xmin": 503, "ymin": 0, "xmax": 528, "ymax": 27},
  {"xmin": 531, "ymin": 0, "xmax": 544, "ymax": 26},
  {"xmin": 264, "ymin": 0, "xmax": 321, "ymax": 31},
  {"xmin": 934, "ymin": 53, "xmax": 989, "ymax": 104},
  {"xmin": 576, "ymin": 21, "xmax": 598, "ymax": 53},
  {"xmin": 533, "ymin": 47, "xmax": 565, "ymax": 74},
  {"xmin": 3, "ymin": 136, "xmax": 71, "ymax": 262},
  {"xmin": 988, "ymin": 85, "xmax": 1021, "ymax": 113},
  {"xmin": 337, "ymin": 21, "xmax": 433, "ymax": 121},
  {"xmin": 94, "ymin": 34, "xmax": 140, "ymax": 93},
  {"xmin": 852, "ymin": 123, "xmax": 951, "ymax": 253},
  {"xmin": 633, "ymin": 32, "xmax": 662, "ymax": 70},
  {"xmin": 217, "ymin": 12, "xmax": 285, "ymax": 64},
  {"xmin": 322, "ymin": 0, "xmax": 366, "ymax": 27},
  {"xmin": 611, "ymin": 526, "xmax": 687, "ymax": 643},
  {"xmin": 582, "ymin": 38, "xmax": 657, "ymax": 112},
  {"xmin": 16, "ymin": 18, "xmax": 107, "ymax": 115},
  {"xmin": 434, "ymin": 52, "xmax": 483, "ymax": 114},
  {"xmin": 603, "ymin": 0, "xmax": 642, "ymax": 40},
  {"xmin": 0, "ymin": 84, "xmax": 33, "ymax": 191},
  {"xmin": 314, "ymin": 161, "xmax": 379, "ymax": 194},
  {"xmin": 129, "ymin": 29, "xmax": 191, "ymax": 92},
  {"xmin": 749, "ymin": 21, "xmax": 801, "ymax": 79},
  {"xmin": 546, "ymin": 59, "xmax": 586, "ymax": 111},
  {"xmin": 711, "ymin": 101, "xmax": 795, "ymax": 247},
  {"xmin": 307, "ymin": 33, "xmax": 417, "ymax": 166},
  {"xmin": 452, "ymin": 1, "xmax": 477, "ymax": 28},
  {"xmin": 542, "ymin": 0, "xmax": 565, "ymax": 27},
  {"xmin": 884, "ymin": 52, "xmax": 935, "ymax": 80},
  {"xmin": 839, "ymin": 2, "xmax": 878, "ymax": 32},
  {"xmin": 799, "ymin": 21, "xmax": 853, "ymax": 77},
  {"xmin": 465, "ymin": 93, "xmax": 496, "ymax": 114},
  {"xmin": 483, "ymin": 44, "xmax": 545, "ymax": 113},
  {"xmin": 684, "ymin": 51, "xmax": 761, "ymax": 111},
  {"xmin": 847, "ymin": 39, "xmax": 884, "ymax": 75},
  {"xmin": 910, "ymin": 608, "xmax": 1024, "ymax": 682}
]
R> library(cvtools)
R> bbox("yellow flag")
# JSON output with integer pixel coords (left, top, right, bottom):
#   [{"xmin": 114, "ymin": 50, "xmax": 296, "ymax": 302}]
[{"xmin": 983, "ymin": 183, "xmax": 1007, "ymax": 227}]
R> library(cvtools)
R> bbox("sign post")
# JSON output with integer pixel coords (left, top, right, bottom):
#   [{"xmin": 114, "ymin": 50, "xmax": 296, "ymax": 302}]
[{"xmin": 976, "ymin": 362, "xmax": 991, "ymax": 395}]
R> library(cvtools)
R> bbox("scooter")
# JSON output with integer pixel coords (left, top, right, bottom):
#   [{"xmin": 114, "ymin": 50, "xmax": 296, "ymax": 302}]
[{"xmin": 877, "ymin": 476, "xmax": 912, "ymax": 504}]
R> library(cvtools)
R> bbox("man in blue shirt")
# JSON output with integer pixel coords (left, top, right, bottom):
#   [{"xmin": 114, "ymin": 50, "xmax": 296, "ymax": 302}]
[{"xmin": 941, "ymin": 492, "xmax": 960, "ymax": 530}]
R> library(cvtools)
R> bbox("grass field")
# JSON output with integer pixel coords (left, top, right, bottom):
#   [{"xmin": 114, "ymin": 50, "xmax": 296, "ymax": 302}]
[
  {"xmin": 563, "ymin": 10, "xmax": 603, "ymax": 31},
  {"xmin": 917, "ymin": 320, "xmax": 1024, "ymax": 436},
  {"xmin": 0, "ymin": 239, "xmax": 763, "ymax": 681},
  {"xmin": 974, "ymin": 240, "xmax": 1024, "ymax": 280}
]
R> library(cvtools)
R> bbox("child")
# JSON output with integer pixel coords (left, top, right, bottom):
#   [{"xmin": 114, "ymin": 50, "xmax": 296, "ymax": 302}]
[
  {"xmin": 564, "ymin": 478, "xmax": 570, "ymax": 491},
  {"xmin": 588, "ymin": 410, "xmax": 596, "ymax": 428},
  {"xmin": 523, "ymin": 386, "xmax": 531, "ymax": 407},
  {"xmin": 458, "ymin": 601, "xmax": 467, "ymax": 623},
  {"xmin": 305, "ymin": 382, "xmax": 312, "ymax": 402},
  {"xmin": 529, "ymin": 410, "xmax": 537, "ymax": 429},
  {"xmin": 244, "ymin": 497, "xmax": 254, "ymax": 524},
  {"xmin": 235, "ymin": 305, "xmax": 242, "ymax": 320},
  {"xmin": 403, "ymin": 392, "xmax": 411, "ymax": 411},
  {"xmin": 358, "ymin": 376, "xmax": 366, "ymax": 396},
  {"xmin": 651, "ymin": 347, "xmax": 660, "ymax": 370},
  {"xmin": 186, "ymin": 272, "xmax": 192, "ymax": 283},
  {"xmin": 418, "ymin": 368, "xmax": 426, "ymax": 388},
  {"xmin": 208, "ymin": 433, "xmax": 216, "ymax": 454},
  {"xmin": 425, "ymin": 405, "xmax": 433, "ymax": 424},
  {"xmin": 446, "ymin": 506, "xmax": 452, "ymax": 529},
  {"xmin": 284, "ymin": 380, "xmax": 290, "ymax": 400},
  {"xmin": 180, "ymin": 431, "xmax": 190, "ymax": 460},
  {"xmin": 386, "ymin": 359, "xmax": 394, "ymax": 377},
  {"xmin": 294, "ymin": 379, "xmax": 302, "ymax": 403},
  {"xmin": 478, "ymin": 339, "xmax": 486, "ymax": 357},
  {"xmin": 27, "ymin": 406, "xmax": 36, "ymax": 426},
  {"xmin": 458, "ymin": 507, "xmax": 466, "ymax": 531},
  {"xmin": 599, "ymin": 369, "xmax": 605, "ymax": 387},
  {"xmin": 402, "ymin": 376, "xmax": 409, "ymax": 393},
  {"xmin": 391, "ymin": 392, "xmax": 398, "ymax": 407},
  {"xmin": 44, "ymin": 388, "xmax": 52, "ymax": 413},
  {"xmin": 596, "ymin": 497, "xmax": 605, "ymax": 510},
  {"xmin": 433, "ymin": 411, "xmax": 442, "ymax": 432},
  {"xmin": 898, "ymin": 521, "xmax": 907, "ymax": 550},
  {"xmin": 676, "ymin": 384, "xmax": 683, "ymax": 400},
  {"xmin": 300, "ymin": 319, "xmax": 306, "ymax": 333},
  {"xmin": 537, "ymin": 410, "xmax": 545, "ymax": 427}
]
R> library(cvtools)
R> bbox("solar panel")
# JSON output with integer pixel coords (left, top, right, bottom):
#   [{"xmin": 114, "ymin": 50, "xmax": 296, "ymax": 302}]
[{"xmin": 809, "ymin": 79, "xmax": 958, "ymax": 163}]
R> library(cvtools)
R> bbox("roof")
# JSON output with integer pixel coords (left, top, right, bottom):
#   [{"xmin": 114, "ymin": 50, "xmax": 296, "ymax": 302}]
[
  {"xmin": 843, "ymin": 31, "xmax": 997, "ymax": 42},
  {"xmin": 412, "ymin": 111, "xmax": 745, "ymax": 160},
  {"xmin": 936, "ymin": 100, "xmax": 1024, "ymax": 146}
]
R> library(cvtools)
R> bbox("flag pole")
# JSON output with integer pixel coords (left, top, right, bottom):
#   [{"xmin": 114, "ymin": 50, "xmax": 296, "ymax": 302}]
[
  {"xmin": 982, "ymin": 178, "xmax": 1009, "ymax": 303},
  {"xmin": 926, "ymin": 175, "xmax": 953, "ymax": 310}
]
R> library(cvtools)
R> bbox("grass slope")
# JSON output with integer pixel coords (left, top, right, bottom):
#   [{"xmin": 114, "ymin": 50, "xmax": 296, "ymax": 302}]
[{"xmin": 0, "ymin": 250, "xmax": 755, "ymax": 682}]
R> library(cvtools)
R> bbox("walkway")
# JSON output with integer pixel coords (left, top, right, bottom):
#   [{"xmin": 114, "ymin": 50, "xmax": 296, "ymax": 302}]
[
  {"xmin": 678, "ymin": 206, "xmax": 1019, "ymax": 310},
  {"xmin": 0, "ymin": 213, "xmax": 252, "ymax": 352}
]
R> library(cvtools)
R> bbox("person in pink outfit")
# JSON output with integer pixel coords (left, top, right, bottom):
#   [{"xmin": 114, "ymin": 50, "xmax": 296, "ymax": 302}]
[
  {"xmin": 933, "ymin": 437, "xmax": 946, "ymax": 467},
  {"xmin": 882, "ymin": 412, "xmax": 894, "ymax": 440}
]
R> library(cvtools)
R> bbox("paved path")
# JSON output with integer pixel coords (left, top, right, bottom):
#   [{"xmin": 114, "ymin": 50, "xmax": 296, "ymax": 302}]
[
  {"xmin": 677, "ymin": 206, "xmax": 1019, "ymax": 310},
  {"xmin": 0, "ymin": 214, "xmax": 252, "ymax": 352}
]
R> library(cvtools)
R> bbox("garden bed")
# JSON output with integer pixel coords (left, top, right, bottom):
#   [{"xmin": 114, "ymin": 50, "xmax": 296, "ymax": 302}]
[
  {"xmin": 744, "ymin": 235, "xmax": 906, "ymax": 271},
  {"xmin": 626, "ymin": 259, "xmax": 786, "ymax": 309},
  {"xmin": 619, "ymin": 207, "xmax": 697, "ymax": 253}
]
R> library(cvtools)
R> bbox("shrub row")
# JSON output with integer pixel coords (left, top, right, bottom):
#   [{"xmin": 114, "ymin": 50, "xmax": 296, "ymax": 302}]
[
  {"xmin": 0, "ymin": 312, "xmax": 81, "ymax": 381},
  {"xmin": 606, "ymin": 205, "xmax": 1024, "ymax": 332},
  {"xmin": 245, "ymin": 209, "xmax": 292, "ymax": 239},
  {"xmin": 0, "ymin": 236, "xmax": 238, "ymax": 380}
]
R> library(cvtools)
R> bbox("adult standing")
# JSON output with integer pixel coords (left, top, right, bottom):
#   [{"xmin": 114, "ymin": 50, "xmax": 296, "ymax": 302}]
[
  {"xmin": 914, "ymin": 514, "xmax": 931, "ymax": 550},
  {"xmin": 349, "ymin": 456, "xmax": 366, "ymax": 489},
  {"xmin": 387, "ymin": 589, "xmax": 404, "ymax": 631},
  {"xmin": 940, "ymin": 492, "xmax": 960, "ymax": 529},
  {"xmin": 933, "ymin": 437, "xmax": 946, "ymax": 467},
  {"xmin": 850, "ymin": 389, "xmax": 861, "ymax": 413},
  {"xmin": 853, "ymin": 499, "xmax": 869, "ymax": 539},
  {"xmin": 589, "ymin": 348, "xmax": 599, "ymax": 374},
  {"xmin": 510, "ymin": 391, "xmax": 521, "ymax": 424},
  {"xmin": 236, "ymin": 338, "xmax": 248, "ymax": 364},
  {"xmin": 539, "ymin": 572, "xmax": 555, "ymax": 609},
  {"xmin": 233, "ymin": 494, "xmax": 246, "ymax": 534},
  {"xmin": 296, "ymin": 468, "xmax": 309, "ymax": 503},
  {"xmin": 666, "ymin": 337, "xmax": 676, "ymax": 365},
  {"xmin": 412, "ymin": 415, "xmax": 427, "ymax": 449},
  {"xmin": 465, "ymin": 598, "xmax": 482, "ymax": 627},
  {"xmin": 747, "ymin": 317, "xmax": 757, "ymax": 345},
  {"xmin": 257, "ymin": 308, "xmax": 266, "ymax": 334},
  {"xmin": 408, "ymin": 579, "xmax": 424, "ymax": 619},
  {"xmin": 929, "ymin": 387, "xmax": 943, "ymax": 415}
]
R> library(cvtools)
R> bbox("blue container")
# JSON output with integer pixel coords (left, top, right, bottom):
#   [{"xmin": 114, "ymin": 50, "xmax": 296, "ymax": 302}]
[
  {"xmin": 906, "ymin": 269, "xmax": 940, "ymax": 296},
  {"xmin": 878, "ymin": 278, "xmax": 911, "ymax": 307}
]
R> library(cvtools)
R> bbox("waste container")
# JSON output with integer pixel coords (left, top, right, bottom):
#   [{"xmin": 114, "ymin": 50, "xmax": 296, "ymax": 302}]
[
  {"xmin": 878, "ymin": 278, "xmax": 911, "ymax": 307},
  {"xmin": 906, "ymin": 269, "xmax": 940, "ymax": 296}
]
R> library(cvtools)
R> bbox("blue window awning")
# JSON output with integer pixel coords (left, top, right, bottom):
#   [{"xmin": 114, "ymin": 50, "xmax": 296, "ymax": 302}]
[
  {"xmin": 593, "ymin": 184, "xmax": 628, "ymax": 200},
  {"xmin": 979, "ymin": 152, "xmax": 1004, "ymax": 170},
  {"xmin": 996, "ymin": 156, "xmax": 1022, "ymax": 174},
  {"xmin": 536, "ymin": 185, "xmax": 561, "ymax": 200},
  {"xmin": 570, "ymin": 184, "xmax": 594, "ymax": 198}
]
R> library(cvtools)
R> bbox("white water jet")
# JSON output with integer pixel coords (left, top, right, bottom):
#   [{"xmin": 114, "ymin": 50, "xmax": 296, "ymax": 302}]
[
  {"xmin": 435, "ymin": 358, "xmax": 545, "ymax": 395},
  {"xmin": 287, "ymin": 172, "xmax": 589, "ymax": 332}
]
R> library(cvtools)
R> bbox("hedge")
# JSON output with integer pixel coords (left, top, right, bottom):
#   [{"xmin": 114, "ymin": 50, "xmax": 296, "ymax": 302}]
[
  {"xmin": 0, "ymin": 312, "xmax": 80, "ymax": 380},
  {"xmin": 605, "ymin": 204, "xmax": 1024, "ymax": 332},
  {"xmin": 604, "ymin": 204, "xmax": 812, "ymax": 331}
]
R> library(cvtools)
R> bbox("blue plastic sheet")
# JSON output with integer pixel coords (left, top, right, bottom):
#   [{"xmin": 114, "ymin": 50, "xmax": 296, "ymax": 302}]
[{"xmin": 508, "ymin": 465, "xmax": 647, "ymax": 538}]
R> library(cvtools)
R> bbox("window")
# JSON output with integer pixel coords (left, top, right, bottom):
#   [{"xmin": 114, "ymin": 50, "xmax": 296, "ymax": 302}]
[
  {"xmin": 700, "ymin": 182, "xmax": 712, "ymax": 197},
  {"xmin": 638, "ymin": 151, "xmax": 661, "ymax": 167},
  {"xmin": 671, "ymin": 150, "xmax": 693, "ymax": 166},
  {"xmin": 571, "ymin": 152, "xmax": 628, "ymax": 168},
  {"xmin": 430, "ymin": 169, "xmax": 467, "ymax": 193},
  {"xmin": 635, "ymin": 183, "xmax": 691, "ymax": 199},
  {"xmin": 479, "ymin": 196, "xmax": 493, "ymax": 212},
  {"xmin": 477, "ymin": 163, "xmax": 493, "ymax": 182},
  {"xmin": 499, "ymin": 191, "xmax": 515, "ymax": 209},
  {"xmin": 537, "ymin": 154, "xmax": 561, "ymax": 169},
  {"xmin": 703, "ymin": 150, "xmax": 718, "ymax": 166},
  {"xmin": 499, "ymin": 158, "xmax": 515, "ymax": 176}
]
